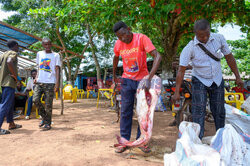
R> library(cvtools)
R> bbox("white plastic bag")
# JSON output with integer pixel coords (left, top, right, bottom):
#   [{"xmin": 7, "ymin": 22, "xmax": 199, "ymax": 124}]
[
  {"xmin": 241, "ymin": 96, "xmax": 250, "ymax": 114},
  {"xmin": 164, "ymin": 121, "xmax": 221, "ymax": 166},
  {"xmin": 155, "ymin": 95, "xmax": 167, "ymax": 112},
  {"xmin": 225, "ymin": 104, "xmax": 250, "ymax": 135},
  {"xmin": 211, "ymin": 124, "xmax": 250, "ymax": 166}
]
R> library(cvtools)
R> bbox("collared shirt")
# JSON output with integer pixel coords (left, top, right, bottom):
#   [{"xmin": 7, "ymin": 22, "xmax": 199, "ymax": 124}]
[
  {"xmin": 0, "ymin": 50, "xmax": 18, "ymax": 89},
  {"xmin": 179, "ymin": 33, "xmax": 231, "ymax": 87}
]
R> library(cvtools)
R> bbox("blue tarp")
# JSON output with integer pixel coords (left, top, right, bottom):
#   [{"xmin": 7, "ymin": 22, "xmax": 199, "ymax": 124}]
[{"xmin": 0, "ymin": 22, "xmax": 38, "ymax": 52}]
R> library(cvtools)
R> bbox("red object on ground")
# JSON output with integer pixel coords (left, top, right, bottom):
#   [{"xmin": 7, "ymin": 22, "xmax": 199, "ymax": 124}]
[{"xmin": 232, "ymin": 87, "xmax": 249, "ymax": 100}]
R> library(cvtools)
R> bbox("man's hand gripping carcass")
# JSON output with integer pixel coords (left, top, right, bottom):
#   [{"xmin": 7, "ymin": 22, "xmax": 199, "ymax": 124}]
[{"xmin": 115, "ymin": 75, "xmax": 161, "ymax": 149}]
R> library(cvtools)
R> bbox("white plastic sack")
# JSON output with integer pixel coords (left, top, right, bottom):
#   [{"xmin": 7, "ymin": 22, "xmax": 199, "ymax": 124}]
[
  {"xmin": 164, "ymin": 121, "xmax": 221, "ymax": 166},
  {"xmin": 155, "ymin": 95, "xmax": 167, "ymax": 112},
  {"xmin": 241, "ymin": 96, "xmax": 250, "ymax": 114},
  {"xmin": 211, "ymin": 124, "xmax": 250, "ymax": 166},
  {"xmin": 225, "ymin": 104, "xmax": 250, "ymax": 135}
]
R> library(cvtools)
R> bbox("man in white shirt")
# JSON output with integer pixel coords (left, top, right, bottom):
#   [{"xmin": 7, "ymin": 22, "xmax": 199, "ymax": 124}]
[
  {"xmin": 25, "ymin": 69, "xmax": 37, "ymax": 120},
  {"xmin": 172, "ymin": 19, "xmax": 244, "ymax": 138},
  {"xmin": 33, "ymin": 38, "xmax": 61, "ymax": 130}
]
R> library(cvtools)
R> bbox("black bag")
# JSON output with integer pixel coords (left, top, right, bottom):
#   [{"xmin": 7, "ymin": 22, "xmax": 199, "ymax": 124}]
[{"xmin": 197, "ymin": 43, "xmax": 220, "ymax": 62}]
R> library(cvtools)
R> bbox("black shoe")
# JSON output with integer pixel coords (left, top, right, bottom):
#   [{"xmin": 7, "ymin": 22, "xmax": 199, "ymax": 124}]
[
  {"xmin": 39, "ymin": 121, "xmax": 45, "ymax": 128},
  {"xmin": 42, "ymin": 124, "xmax": 51, "ymax": 131}
]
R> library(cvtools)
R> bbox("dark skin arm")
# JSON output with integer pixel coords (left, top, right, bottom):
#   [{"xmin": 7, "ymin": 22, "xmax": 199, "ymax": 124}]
[
  {"xmin": 148, "ymin": 50, "xmax": 162, "ymax": 81},
  {"xmin": 7, "ymin": 57, "xmax": 17, "ymax": 82},
  {"xmin": 225, "ymin": 53, "xmax": 244, "ymax": 88},
  {"xmin": 172, "ymin": 66, "xmax": 186, "ymax": 103},
  {"xmin": 15, "ymin": 92, "xmax": 27, "ymax": 97},
  {"xmin": 34, "ymin": 67, "xmax": 39, "ymax": 84},
  {"xmin": 112, "ymin": 56, "xmax": 119, "ymax": 84},
  {"xmin": 143, "ymin": 49, "xmax": 162, "ymax": 91}
]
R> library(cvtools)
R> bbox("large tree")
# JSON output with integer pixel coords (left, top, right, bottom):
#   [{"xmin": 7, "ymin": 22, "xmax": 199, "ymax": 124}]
[
  {"xmin": 0, "ymin": 0, "xmax": 92, "ymax": 83},
  {"xmin": 1, "ymin": 0, "xmax": 249, "ymax": 81},
  {"xmin": 74, "ymin": 0, "xmax": 249, "ymax": 79}
]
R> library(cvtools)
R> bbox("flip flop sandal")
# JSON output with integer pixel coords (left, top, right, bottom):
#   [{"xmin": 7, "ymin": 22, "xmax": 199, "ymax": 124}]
[
  {"xmin": 42, "ymin": 124, "xmax": 51, "ymax": 131},
  {"xmin": 39, "ymin": 121, "xmax": 45, "ymax": 127},
  {"xmin": 9, "ymin": 124, "xmax": 22, "ymax": 130},
  {"xmin": 0, "ymin": 129, "xmax": 10, "ymax": 135},
  {"xmin": 138, "ymin": 145, "xmax": 151, "ymax": 153},
  {"xmin": 115, "ymin": 146, "xmax": 127, "ymax": 153}
]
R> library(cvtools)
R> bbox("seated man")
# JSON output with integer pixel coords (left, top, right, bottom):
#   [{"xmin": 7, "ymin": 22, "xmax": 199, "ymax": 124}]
[
  {"xmin": 25, "ymin": 69, "xmax": 37, "ymax": 120},
  {"xmin": 14, "ymin": 81, "xmax": 27, "ymax": 118}
]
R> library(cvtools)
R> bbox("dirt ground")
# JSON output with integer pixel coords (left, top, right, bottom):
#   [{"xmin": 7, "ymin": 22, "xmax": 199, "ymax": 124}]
[{"xmin": 0, "ymin": 98, "xmax": 215, "ymax": 166}]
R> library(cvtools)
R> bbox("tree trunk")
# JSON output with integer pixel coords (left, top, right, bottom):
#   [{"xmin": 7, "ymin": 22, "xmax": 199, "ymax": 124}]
[
  {"xmin": 161, "ymin": 48, "xmax": 176, "ymax": 81},
  {"xmin": 87, "ymin": 24, "xmax": 101, "ymax": 80},
  {"xmin": 103, "ymin": 68, "xmax": 107, "ymax": 84},
  {"xmin": 161, "ymin": 18, "xmax": 184, "ymax": 81},
  {"xmin": 56, "ymin": 23, "xmax": 72, "ymax": 83},
  {"xmin": 72, "ymin": 41, "xmax": 91, "ymax": 82}
]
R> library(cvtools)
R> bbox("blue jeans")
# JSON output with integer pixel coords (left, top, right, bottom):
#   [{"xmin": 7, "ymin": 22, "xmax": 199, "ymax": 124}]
[
  {"xmin": 0, "ymin": 87, "xmax": 15, "ymax": 128},
  {"xmin": 120, "ymin": 78, "xmax": 141, "ymax": 141},
  {"xmin": 192, "ymin": 77, "xmax": 225, "ymax": 139},
  {"xmin": 26, "ymin": 96, "xmax": 33, "ymax": 116}
]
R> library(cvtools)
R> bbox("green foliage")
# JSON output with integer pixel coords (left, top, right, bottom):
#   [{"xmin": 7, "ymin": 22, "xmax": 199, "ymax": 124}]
[
  {"xmin": 221, "ymin": 39, "xmax": 250, "ymax": 77},
  {"xmin": 1, "ymin": 0, "xmax": 249, "ymax": 78},
  {"xmin": 74, "ymin": 0, "xmax": 249, "ymax": 73}
]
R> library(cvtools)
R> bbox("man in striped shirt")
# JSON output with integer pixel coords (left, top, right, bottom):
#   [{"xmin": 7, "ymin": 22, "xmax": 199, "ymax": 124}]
[{"xmin": 172, "ymin": 19, "xmax": 244, "ymax": 139}]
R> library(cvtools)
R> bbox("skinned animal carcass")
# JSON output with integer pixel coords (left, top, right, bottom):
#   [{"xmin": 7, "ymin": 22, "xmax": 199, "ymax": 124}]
[{"xmin": 115, "ymin": 75, "xmax": 161, "ymax": 148}]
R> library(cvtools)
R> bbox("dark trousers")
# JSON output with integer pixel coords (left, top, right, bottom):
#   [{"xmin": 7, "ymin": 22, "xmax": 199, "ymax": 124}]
[
  {"xmin": 191, "ymin": 77, "xmax": 225, "ymax": 139},
  {"xmin": 120, "ymin": 78, "xmax": 141, "ymax": 141},
  {"xmin": 33, "ymin": 83, "xmax": 55, "ymax": 125},
  {"xmin": 0, "ymin": 87, "xmax": 15, "ymax": 128}
]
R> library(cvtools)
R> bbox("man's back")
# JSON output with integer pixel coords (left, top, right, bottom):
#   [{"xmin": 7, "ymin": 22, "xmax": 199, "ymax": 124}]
[{"xmin": 0, "ymin": 50, "xmax": 18, "ymax": 89}]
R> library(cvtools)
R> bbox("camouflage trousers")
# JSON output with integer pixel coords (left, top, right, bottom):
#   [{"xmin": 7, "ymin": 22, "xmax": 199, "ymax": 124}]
[{"xmin": 33, "ymin": 83, "xmax": 55, "ymax": 125}]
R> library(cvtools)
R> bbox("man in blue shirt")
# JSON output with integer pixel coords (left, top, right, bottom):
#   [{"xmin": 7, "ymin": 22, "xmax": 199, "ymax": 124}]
[{"xmin": 172, "ymin": 19, "xmax": 244, "ymax": 139}]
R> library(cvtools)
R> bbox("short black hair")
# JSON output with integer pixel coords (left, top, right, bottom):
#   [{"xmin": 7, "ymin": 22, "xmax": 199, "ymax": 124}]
[
  {"xmin": 31, "ymin": 69, "xmax": 37, "ymax": 75},
  {"xmin": 42, "ymin": 37, "xmax": 51, "ymax": 43},
  {"xmin": 194, "ymin": 19, "xmax": 210, "ymax": 32},
  {"xmin": 7, "ymin": 40, "xmax": 18, "ymax": 49},
  {"xmin": 113, "ymin": 21, "xmax": 128, "ymax": 33}
]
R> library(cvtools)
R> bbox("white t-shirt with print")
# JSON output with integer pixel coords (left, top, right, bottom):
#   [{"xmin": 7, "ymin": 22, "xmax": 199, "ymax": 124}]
[{"xmin": 36, "ymin": 51, "xmax": 61, "ymax": 84}]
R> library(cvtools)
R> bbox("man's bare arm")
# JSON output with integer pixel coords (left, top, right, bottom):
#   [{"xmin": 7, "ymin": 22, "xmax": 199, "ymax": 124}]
[
  {"xmin": 113, "ymin": 56, "xmax": 119, "ymax": 83},
  {"xmin": 148, "ymin": 49, "xmax": 162, "ymax": 80},
  {"xmin": 225, "ymin": 53, "xmax": 244, "ymax": 88}
]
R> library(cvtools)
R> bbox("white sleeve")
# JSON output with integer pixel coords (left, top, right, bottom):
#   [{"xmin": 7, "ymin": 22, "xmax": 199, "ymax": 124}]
[
  {"xmin": 55, "ymin": 53, "xmax": 61, "ymax": 67},
  {"xmin": 179, "ymin": 42, "xmax": 193, "ymax": 67}
]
